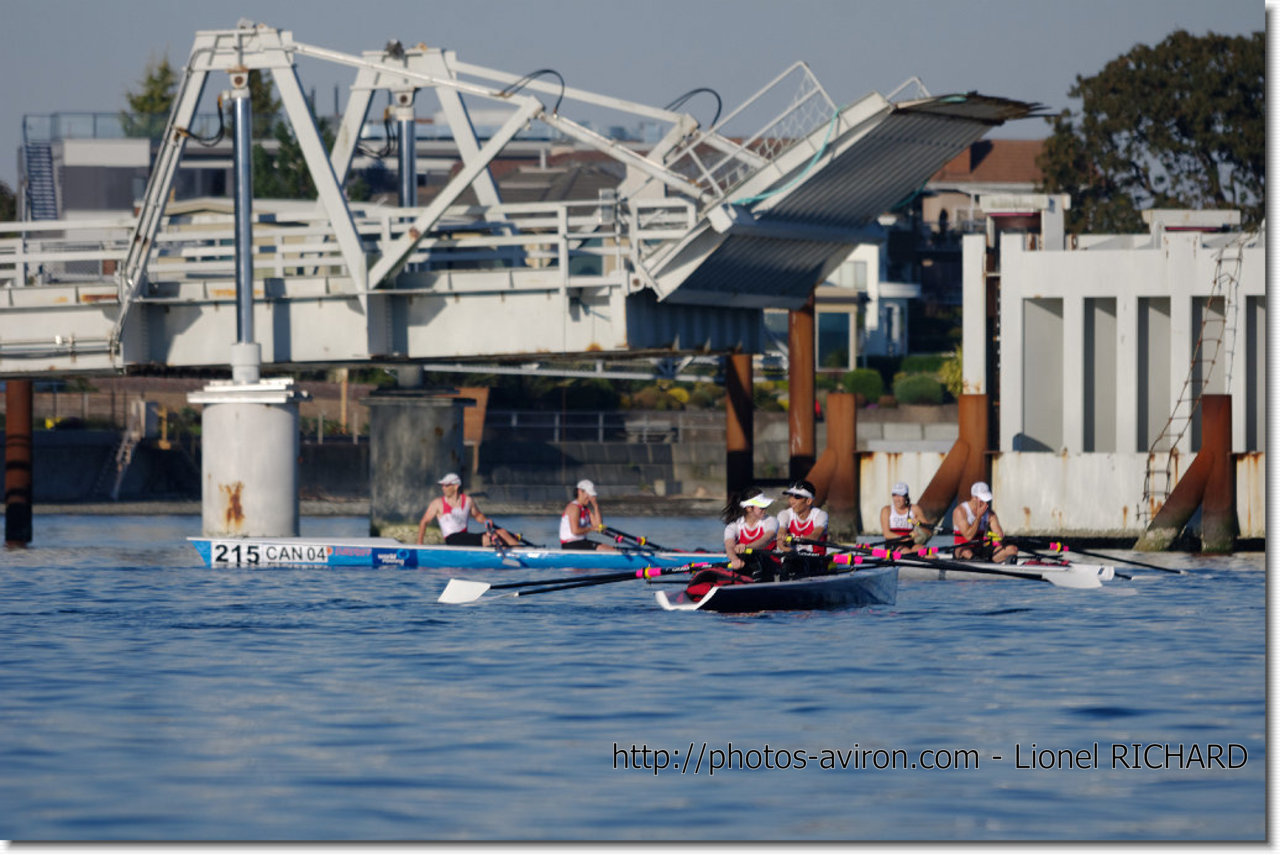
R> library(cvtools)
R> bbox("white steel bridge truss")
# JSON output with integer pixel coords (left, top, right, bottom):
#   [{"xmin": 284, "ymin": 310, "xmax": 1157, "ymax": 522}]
[{"xmin": 0, "ymin": 21, "xmax": 1038, "ymax": 376}]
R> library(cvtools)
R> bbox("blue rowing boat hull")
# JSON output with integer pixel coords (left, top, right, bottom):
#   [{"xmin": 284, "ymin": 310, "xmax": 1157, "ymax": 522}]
[{"xmin": 188, "ymin": 536, "xmax": 721, "ymax": 571}]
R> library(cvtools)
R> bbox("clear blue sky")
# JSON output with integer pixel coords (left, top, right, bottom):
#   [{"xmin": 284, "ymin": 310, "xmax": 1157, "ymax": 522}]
[{"xmin": 0, "ymin": 0, "xmax": 1264, "ymax": 189}]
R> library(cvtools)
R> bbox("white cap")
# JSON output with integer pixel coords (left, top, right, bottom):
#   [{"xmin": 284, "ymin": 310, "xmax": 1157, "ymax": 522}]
[
  {"xmin": 891, "ymin": 481, "xmax": 910, "ymax": 496},
  {"xmin": 739, "ymin": 493, "xmax": 774, "ymax": 509},
  {"xmin": 783, "ymin": 485, "xmax": 815, "ymax": 500},
  {"xmin": 576, "ymin": 479, "xmax": 597, "ymax": 497},
  {"xmin": 971, "ymin": 481, "xmax": 993, "ymax": 502},
  {"xmin": 438, "ymin": 472, "xmax": 462, "ymax": 486}
]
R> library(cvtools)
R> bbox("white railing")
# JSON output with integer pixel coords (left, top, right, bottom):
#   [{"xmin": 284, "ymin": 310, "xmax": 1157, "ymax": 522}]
[
  {"xmin": 663, "ymin": 62, "xmax": 838, "ymax": 202},
  {"xmin": 0, "ymin": 197, "xmax": 703, "ymax": 295}
]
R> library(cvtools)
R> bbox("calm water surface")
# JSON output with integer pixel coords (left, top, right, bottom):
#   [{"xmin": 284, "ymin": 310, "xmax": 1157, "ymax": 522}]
[{"xmin": 0, "ymin": 514, "xmax": 1265, "ymax": 841}]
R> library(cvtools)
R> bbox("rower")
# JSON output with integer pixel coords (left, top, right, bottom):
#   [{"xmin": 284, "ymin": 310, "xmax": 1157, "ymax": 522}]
[
  {"xmin": 777, "ymin": 479, "xmax": 829, "ymax": 577},
  {"xmin": 951, "ymin": 481, "xmax": 1018, "ymax": 564},
  {"xmin": 880, "ymin": 481, "xmax": 924, "ymax": 552},
  {"xmin": 560, "ymin": 480, "xmax": 616, "ymax": 551},
  {"xmin": 722, "ymin": 487, "xmax": 779, "ymax": 576},
  {"xmin": 417, "ymin": 473, "xmax": 520, "ymax": 546}
]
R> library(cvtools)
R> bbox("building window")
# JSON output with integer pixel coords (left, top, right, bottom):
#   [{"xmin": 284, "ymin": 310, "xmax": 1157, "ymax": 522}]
[{"xmin": 817, "ymin": 311, "xmax": 851, "ymax": 369}]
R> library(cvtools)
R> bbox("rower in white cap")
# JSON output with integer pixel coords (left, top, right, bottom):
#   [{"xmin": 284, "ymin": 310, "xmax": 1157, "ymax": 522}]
[
  {"xmin": 416, "ymin": 472, "xmax": 519, "ymax": 546},
  {"xmin": 880, "ymin": 481, "xmax": 919, "ymax": 544},
  {"xmin": 952, "ymin": 480, "xmax": 1018, "ymax": 564},
  {"xmin": 560, "ymin": 479, "xmax": 615, "ymax": 551},
  {"xmin": 721, "ymin": 487, "xmax": 779, "ymax": 571},
  {"xmin": 778, "ymin": 479, "xmax": 828, "ymax": 554}
]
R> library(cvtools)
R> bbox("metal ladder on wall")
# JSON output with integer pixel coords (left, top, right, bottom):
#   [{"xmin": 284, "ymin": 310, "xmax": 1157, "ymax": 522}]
[{"xmin": 1138, "ymin": 231, "xmax": 1252, "ymax": 523}]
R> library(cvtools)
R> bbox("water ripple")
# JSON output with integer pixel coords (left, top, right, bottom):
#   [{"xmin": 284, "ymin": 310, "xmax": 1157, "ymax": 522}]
[{"xmin": 0, "ymin": 515, "xmax": 1264, "ymax": 841}]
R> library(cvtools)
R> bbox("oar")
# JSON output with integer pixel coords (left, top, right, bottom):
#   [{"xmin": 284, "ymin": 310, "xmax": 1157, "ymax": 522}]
[
  {"xmin": 487, "ymin": 519, "xmax": 542, "ymax": 548},
  {"xmin": 888, "ymin": 552, "xmax": 1109, "ymax": 589},
  {"xmin": 1023, "ymin": 537, "xmax": 1184, "ymax": 574},
  {"xmin": 1005, "ymin": 537, "xmax": 1134, "ymax": 581},
  {"xmin": 438, "ymin": 561, "xmax": 721, "ymax": 605},
  {"xmin": 598, "ymin": 525, "xmax": 679, "ymax": 552}
]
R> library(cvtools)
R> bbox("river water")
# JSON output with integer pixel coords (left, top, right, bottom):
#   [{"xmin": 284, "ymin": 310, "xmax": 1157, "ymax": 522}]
[{"xmin": 0, "ymin": 514, "xmax": 1265, "ymax": 842}]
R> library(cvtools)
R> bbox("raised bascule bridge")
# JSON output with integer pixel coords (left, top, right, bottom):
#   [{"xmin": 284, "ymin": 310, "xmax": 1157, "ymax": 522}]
[{"xmin": 0, "ymin": 21, "xmax": 1038, "ymax": 538}]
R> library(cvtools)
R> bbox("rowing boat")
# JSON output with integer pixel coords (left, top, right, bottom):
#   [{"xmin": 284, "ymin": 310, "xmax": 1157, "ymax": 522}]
[
  {"xmin": 894, "ymin": 557, "xmax": 1115, "ymax": 586},
  {"xmin": 655, "ymin": 566, "xmax": 898, "ymax": 613},
  {"xmin": 187, "ymin": 536, "xmax": 1115, "ymax": 586},
  {"xmin": 188, "ymin": 535, "xmax": 714, "ymax": 570}
]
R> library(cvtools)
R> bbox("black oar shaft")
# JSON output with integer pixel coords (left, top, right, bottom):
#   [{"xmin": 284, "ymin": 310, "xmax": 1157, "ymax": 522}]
[
  {"xmin": 600, "ymin": 526, "xmax": 677, "ymax": 552},
  {"xmin": 480, "ymin": 561, "xmax": 722, "ymax": 593}
]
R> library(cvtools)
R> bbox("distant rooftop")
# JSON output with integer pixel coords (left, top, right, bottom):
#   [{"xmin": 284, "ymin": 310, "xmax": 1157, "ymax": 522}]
[{"xmin": 930, "ymin": 139, "xmax": 1044, "ymax": 185}]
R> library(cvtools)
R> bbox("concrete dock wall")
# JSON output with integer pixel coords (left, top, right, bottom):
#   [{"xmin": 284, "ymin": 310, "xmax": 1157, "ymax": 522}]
[{"xmin": 6, "ymin": 420, "xmax": 1263, "ymax": 538}]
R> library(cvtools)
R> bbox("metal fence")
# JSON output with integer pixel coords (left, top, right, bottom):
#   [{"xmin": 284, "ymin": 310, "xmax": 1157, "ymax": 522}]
[{"xmin": 483, "ymin": 409, "xmax": 725, "ymax": 444}]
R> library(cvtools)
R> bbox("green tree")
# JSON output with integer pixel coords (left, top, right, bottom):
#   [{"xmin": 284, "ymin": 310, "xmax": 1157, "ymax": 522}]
[
  {"xmin": 252, "ymin": 114, "xmax": 335, "ymax": 199},
  {"xmin": 1038, "ymin": 30, "xmax": 1264, "ymax": 233},
  {"xmin": 0, "ymin": 181, "xmax": 15, "ymax": 221},
  {"xmin": 121, "ymin": 54, "xmax": 178, "ymax": 138},
  {"xmin": 248, "ymin": 70, "xmax": 281, "ymax": 139}
]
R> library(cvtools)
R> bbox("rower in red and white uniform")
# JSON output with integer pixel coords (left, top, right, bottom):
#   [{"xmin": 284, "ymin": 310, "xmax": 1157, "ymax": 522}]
[
  {"xmin": 879, "ymin": 481, "xmax": 919, "ymax": 541},
  {"xmin": 560, "ymin": 480, "xmax": 615, "ymax": 551},
  {"xmin": 721, "ymin": 487, "xmax": 778, "ymax": 571},
  {"xmin": 777, "ymin": 479, "xmax": 828, "ymax": 555},
  {"xmin": 416, "ymin": 473, "xmax": 519, "ymax": 546},
  {"xmin": 952, "ymin": 481, "xmax": 1018, "ymax": 564}
]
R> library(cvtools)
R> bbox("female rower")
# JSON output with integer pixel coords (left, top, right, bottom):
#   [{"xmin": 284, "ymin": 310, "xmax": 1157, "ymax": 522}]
[
  {"xmin": 560, "ymin": 479, "xmax": 615, "ymax": 551},
  {"xmin": 880, "ymin": 481, "xmax": 926, "ymax": 552},
  {"xmin": 721, "ymin": 487, "xmax": 778, "ymax": 573},
  {"xmin": 416, "ymin": 472, "xmax": 519, "ymax": 546},
  {"xmin": 777, "ymin": 479, "xmax": 831, "ymax": 578},
  {"xmin": 952, "ymin": 481, "xmax": 1018, "ymax": 564},
  {"xmin": 778, "ymin": 479, "xmax": 828, "ymax": 554}
]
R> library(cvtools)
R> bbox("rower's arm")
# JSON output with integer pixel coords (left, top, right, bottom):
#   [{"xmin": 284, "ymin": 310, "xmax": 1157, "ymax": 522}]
[
  {"xmin": 952, "ymin": 505, "xmax": 975, "ymax": 540},
  {"xmin": 416, "ymin": 500, "xmax": 441, "ymax": 544},
  {"xmin": 879, "ymin": 505, "xmax": 893, "ymax": 538}
]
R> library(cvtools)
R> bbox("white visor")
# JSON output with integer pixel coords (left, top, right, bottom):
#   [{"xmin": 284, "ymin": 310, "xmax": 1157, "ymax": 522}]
[
  {"xmin": 784, "ymin": 487, "xmax": 815, "ymax": 499},
  {"xmin": 739, "ymin": 494, "xmax": 774, "ymax": 509},
  {"xmin": 438, "ymin": 473, "xmax": 461, "ymax": 485}
]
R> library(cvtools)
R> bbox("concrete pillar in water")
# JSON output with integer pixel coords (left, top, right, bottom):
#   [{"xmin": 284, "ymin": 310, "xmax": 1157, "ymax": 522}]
[
  {"xmin": 183, "ymin": 70, "xmax": 304, "ymax": 538},
  {"xmin": 725, "ymin": 353, "xmax": 754, "ymax": 497},
  {"xmin": 366, "ymin": 391, "xmax": 469, "ymax": 538},
  {"xmin": 4, "ymin": 378, "xmax": 33, "ymax": 546},
  {"xmin": 189, "ymin": 367, "xmax": 304, "ymax": 538},
  {"xmin": 788, "ymin": 297, "xmax": 816, "ymax": 481}
]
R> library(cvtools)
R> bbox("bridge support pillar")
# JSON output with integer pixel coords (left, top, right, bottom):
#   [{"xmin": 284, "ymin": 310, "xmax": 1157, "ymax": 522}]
[
  {"xmin": 366, "ymin": 391, "xmax": 470, "ymax": 540},
  {"xmin": 725, "ymin": 353, "xmax": 754, "ymax": 497},
  {"xmin": 4, "ymin": 379, "xmax": 33, "ymax": 547},
  {"xmin": 788, "ymin": 297, "xmax": 816, "ymax": 481},
  {"xmin": 804, "ymin": 391, "xmax": 859, "ymax": 539},
  {"xmin": 189, "ymin": 370, "xmax": 303, "ymax": 538}
]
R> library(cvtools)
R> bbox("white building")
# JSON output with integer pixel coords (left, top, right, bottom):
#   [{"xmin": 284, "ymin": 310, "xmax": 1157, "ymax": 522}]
[{"xmin": 961, "ymin": 195, "xmax": 1265, "ymax": 535}]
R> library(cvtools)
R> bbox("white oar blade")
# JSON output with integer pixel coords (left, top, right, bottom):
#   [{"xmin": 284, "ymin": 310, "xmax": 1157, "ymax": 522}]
[
  {"xmin": 438, "ymin": 579, "xmax": 492, "ymax": 604},
  {"xmin": 1041, "ymin": 568, "xmax": 1103, "ymax": 589}
]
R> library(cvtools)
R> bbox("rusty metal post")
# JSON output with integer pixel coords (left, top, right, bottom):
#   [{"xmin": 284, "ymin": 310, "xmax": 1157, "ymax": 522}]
[
  {"xmin": 788, "ymin": 297, "xmax": 816, "ymax": 480},
  {"xmin": 1139, "ymin": 394, "xmax": 1235, "ymax": 552},
  {"xmin": 821, "ymin": 391, "xmax": 860, "ymax": 539},
  {"xmin": 1199, "ymin": 395, "xmax": 1236, "ymax": 552},
  {"xmin": 5, "ymin": 379, "xmax": 34, "ymax": 547},
  {"xmin": 725, "ymin": 353, "xmax": 754, "ymax": 497},
  {"xmin": 916, "ymin": 393, "xmax": 988, "ymax": 529}
]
